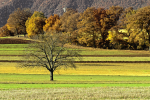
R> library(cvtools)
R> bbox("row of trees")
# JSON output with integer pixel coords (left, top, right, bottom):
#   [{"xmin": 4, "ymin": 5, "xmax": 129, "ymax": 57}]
[{"xmin": 1, "ymin": 6, "xmax": 150, "ymax": 50}]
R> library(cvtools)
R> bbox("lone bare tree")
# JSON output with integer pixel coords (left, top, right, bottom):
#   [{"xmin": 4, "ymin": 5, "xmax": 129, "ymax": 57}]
[{"xmin": 23, "ymin": 31, "xmax": 80, "ymax": 81}]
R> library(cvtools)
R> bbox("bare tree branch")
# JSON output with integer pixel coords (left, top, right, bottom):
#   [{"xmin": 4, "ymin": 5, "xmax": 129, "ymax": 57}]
[{"xmin": 21, "ymin": 31, "xmax": 80, "ymax": 81}]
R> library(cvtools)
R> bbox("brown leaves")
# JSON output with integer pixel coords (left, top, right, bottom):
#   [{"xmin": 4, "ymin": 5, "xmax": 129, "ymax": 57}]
[
  {"xmin": 6, "ymin": 8, "xmax": 32, "ymax": 36},
  {"xmin": 77, "ymin": 7, "xmax": 102, "ymax": 47},
  {"xmin": 126, "ymin": 6, "xmax": 150, "ymax": 47},
  {"xmin": 0, "ymin": 24, "xmax": 14, "ymax": 37}
]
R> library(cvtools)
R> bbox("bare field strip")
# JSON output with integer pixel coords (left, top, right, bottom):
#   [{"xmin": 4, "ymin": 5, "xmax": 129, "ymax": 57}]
[
  {"xmin": 0, "ymin": 54, "xmax": 150, "ymax": 57},
  {"xmin": 0, "ymin": 56, "xmax": 150, "ymax": 61},
  {"xmin": 0, "ymin": 63, "xmax": 150, "ymax": 76},
  {"xmin": 1, "ymin": 87, "xmax": 150, "ymax": 99},
  {"xmin": 0, "ymin": 50, "xmax": 138, "ymax": 55},
  {"xmin": 0, "ymin": 38, "xmax": 36, "ymax": 44},
  {"xmin": 0, "ymin": 60, "xmax": 150, "ymax": 63}
]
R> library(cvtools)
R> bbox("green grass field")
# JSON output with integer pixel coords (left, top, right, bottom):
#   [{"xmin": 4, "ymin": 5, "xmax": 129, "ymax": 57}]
[
  {"xmin": 0, "ymin": 44, "xmax": 29, "ymax": 48},
  {"xmin": 1, "ymin": 83, "xmax": 150, "ymax": 90},
  {"xmin": 1, "ymin": 74, "xmax": 150, "ymax": 84}
]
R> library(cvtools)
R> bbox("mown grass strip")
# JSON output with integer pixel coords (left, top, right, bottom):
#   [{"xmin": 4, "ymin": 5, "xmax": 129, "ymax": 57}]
[
  {"xmin": 0, "ymin": 56, "xmax": 150, "ymax": 61},
  {"xmin": 1, "ymin": 84, "xmax": 150, "ymax": 90},
  {"xmin": 1, "ymin": 74, "xmax": 150, "ymax": 84},
  {"xmin": 1, "ymin": 43, "xmax": 148, "ymax": 55}
]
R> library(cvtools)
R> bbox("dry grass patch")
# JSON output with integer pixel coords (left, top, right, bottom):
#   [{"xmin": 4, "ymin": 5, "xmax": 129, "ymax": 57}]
[
  {"xmin": 0, "ymin": 63, "xmax": 150, "ymax": 76},
  {"xmin": 1, "ymin": 87, "xmax": 150, "ymax": 99},
  {"xmin": 65, "ymin": 44, "xmax": 150, "ymax": 54}
]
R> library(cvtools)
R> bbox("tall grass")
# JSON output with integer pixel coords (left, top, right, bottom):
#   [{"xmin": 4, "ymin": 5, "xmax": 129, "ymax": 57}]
[{"xmin": 1, "ymin": 87, "xmax": 150, "ymax": 99}]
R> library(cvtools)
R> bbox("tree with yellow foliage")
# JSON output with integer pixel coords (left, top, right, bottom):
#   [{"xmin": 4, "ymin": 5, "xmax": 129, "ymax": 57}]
[{"xmin": 25, "ymin": 11, "xmax": 46, "ymax": 38}]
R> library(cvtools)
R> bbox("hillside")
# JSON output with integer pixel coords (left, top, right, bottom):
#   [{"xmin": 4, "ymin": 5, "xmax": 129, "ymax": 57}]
[{"xmin": 0, "ymin": 0, "xmax": 150, "ymax": 27}]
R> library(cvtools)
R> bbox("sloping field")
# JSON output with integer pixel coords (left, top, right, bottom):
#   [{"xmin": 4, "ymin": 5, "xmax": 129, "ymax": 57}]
[{"xmin": 0, "ymin": 37, "xmax": 150, "ymax": 75}]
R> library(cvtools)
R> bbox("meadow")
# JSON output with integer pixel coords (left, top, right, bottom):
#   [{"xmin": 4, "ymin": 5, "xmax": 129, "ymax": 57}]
[{"xmin": 0, "ymin": 38, "xmax": 150, "ymax": 99}]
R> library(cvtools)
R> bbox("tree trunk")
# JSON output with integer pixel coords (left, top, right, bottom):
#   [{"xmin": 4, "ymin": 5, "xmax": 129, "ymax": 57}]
[
  {"xmin": 93, "ymin": 31, "xmax": 96, "ymax": 48},
  {"xmin": 149, "ymin": 34, "xmax": 150, "ymax": 51},
  {"xmin": 15, "ymin": 28, "xmax": 19, "ymax": 37},
  {"xmin": 50, "ymin": 70, "xmax": 53, "ymax": 81}
]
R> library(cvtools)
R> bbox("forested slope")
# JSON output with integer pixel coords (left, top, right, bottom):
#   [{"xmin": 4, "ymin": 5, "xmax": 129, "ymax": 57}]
[{"xmin": 0, "ymin": 0, "xmax": 149, "ymax": 27}]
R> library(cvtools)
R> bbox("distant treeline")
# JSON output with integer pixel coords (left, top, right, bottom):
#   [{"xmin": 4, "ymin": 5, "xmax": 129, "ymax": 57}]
[{"xmin": 0, "ymin": 6, "xmax": 150, "ymax": 50}]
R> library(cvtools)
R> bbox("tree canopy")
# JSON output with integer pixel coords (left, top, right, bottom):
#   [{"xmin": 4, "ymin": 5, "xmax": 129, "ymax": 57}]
[
  {"xmin": 0, "ymin": 24, "xmax": 14, "ymax": 37},
  {"xmin": 25, "ymin": 11, "xmax": 46, "ymax": 38},
  {"xmin": 77, "ymin": 7, "xmax": 102, "ymax": 48},
  {"xmin": 7, "ymin": 8, "xmax": 32, "ymax": 36},
  {"xmin": 43, "ymin": 14, "xmax": 61, "ymax": 32},
  {"xmin": 125, "ymin": 6, "xmax": 150, "ymax": 49}
]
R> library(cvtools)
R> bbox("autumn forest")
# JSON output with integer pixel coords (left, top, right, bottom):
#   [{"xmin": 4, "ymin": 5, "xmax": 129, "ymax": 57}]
[{"xmin": 0, "ymin": 5, "xmax": 150, "ymax": 50}]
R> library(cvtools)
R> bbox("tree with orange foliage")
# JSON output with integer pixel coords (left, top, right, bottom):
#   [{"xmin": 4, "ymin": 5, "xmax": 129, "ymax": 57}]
[
  {"xmin": 0, "ymin": 24, "xmax": 14, "ymax": 37},
  {"xmin": 43, "ymin": 14, "xmax": 61, "ymax": 32}
]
